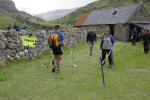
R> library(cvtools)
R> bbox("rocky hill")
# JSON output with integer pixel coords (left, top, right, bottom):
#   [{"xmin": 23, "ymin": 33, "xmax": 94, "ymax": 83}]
[
  {"xmin": 0, "ymin": 0, "xmax": 17, "ymax": 12},
  {"xmin": 0, "ymin": 0, "xmax": 31, "ymax": 17},
  {"xmin": 36, "ymin": 8, "xmax": 77, "ymax": 21},
  {"xmin": 0, "ymin": 0, "xmax": 48, "ymax": 30},
  {"xmin": 51, "ymin": 0, "xmax": 150, "ymax": 25}
]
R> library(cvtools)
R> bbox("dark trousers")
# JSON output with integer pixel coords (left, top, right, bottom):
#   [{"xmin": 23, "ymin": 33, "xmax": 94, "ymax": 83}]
[
  {"xmin": 102, "ymin": 49, "xmax": 114, "ymax": 65},
  {"xmin": 143, "ymin": 38, "xmax": 149, "ymax": 54},
  {"xmin": 132, "ymin": 39, "xmax": 136, "ymax": 46}
]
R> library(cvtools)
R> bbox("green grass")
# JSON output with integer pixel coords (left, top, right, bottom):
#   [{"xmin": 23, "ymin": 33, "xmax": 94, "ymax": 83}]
[
  {"xmin": 0, "ymin": 16, "xmax": 36, "ymax": 30},
  {"xmin": 0, "ymin": 41, "xmax": 150, "ymax": 100},
  {"xmin": 0, "ymin": 16, "xmax": 17, "ymax": 29}
]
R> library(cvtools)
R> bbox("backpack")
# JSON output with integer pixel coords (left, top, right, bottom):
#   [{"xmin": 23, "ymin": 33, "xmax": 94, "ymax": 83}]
[{"xmin": 49, "ymin": 33, "xmax": 61, "ymax": 48}]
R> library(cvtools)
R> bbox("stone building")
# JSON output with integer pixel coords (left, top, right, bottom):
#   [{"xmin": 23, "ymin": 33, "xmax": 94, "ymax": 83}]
[{"xmin": 75, "ymin": 4, "xmax": 150, "ymax": 41}]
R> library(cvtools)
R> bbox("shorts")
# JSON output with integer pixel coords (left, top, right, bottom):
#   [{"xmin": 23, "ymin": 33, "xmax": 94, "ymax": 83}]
[
  {"xmin": 89, "ymin": 41, "xmax": 95, "ymax": 46},
  {"xmin": 52, "ymin": 47, "xmax": 63, "ymax": 55}
]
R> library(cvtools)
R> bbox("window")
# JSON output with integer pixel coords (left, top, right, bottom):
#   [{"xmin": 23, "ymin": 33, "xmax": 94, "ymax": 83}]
[{"xmin": 112, "ymin": 10, "xmax": 117, "ymax": 15}]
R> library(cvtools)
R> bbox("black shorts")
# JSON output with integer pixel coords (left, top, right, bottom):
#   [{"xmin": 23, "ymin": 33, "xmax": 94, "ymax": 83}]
[
  {"xmin": 89, "ymin": 41, "xmax": 95, "ymax": 46},
  {"xmin": 52, "ymin": 47, "xmax": 63, "ymax": 55}
]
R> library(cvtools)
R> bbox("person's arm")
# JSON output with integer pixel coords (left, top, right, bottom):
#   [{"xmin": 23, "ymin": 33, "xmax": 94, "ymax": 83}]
[
  {"xmin": 111, "ymin": 35, "xmax": 115, "ymax": 45},
  {"xmin": 61, "ymin": 33, "xmax": 65, "ymax": 47},
  {"xmin": 62, "ymin": 40, "xmax": 65, "ymax": 47}
]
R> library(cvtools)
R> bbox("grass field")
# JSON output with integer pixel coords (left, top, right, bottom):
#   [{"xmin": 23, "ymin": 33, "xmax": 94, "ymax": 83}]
[{"xmin": 0, "ymin": 41, "xmax": 150, "ymax": 100}]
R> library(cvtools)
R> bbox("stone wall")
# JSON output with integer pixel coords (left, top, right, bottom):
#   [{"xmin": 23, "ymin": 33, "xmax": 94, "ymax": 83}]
[
  {"xmin": 114, "ymin": 24, "xmax": 129, "ymax": 41},
  {"xmin": 0, "ymin": 29, "xmax": 86, "ymax": 64}
]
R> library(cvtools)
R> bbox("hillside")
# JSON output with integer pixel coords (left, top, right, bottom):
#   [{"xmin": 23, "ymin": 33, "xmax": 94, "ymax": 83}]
[
  {"xmin": 0, "ymin": 0, "xmax": 48, "ymax": 30},
  {"xmin": 0, "ymin": 42, "xmax": 150, "ymax": 100},
  {"xmin": 35, "ymin": 8, "xmax": 77, "ymax": 21},
  {"xmin": 0, "ymin": 0, "xmax": 17, "ymax": 12},
  {"xmin": 50, "ymin": 0, "xmax": 150, "ymax": 25},
  {"xmin": 0, "ymin": 0, "xmax": 31, "ymax": 18}
]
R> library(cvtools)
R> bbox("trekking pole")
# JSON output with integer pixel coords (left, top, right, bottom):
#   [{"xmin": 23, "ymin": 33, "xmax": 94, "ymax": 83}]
[
  {"xmin": 100, "ymin": 50, "xmax": 112, "ymax": 86},
  {"xmin": 71, "ymin": 49, "xmax": 77, "ymax": 68},
  {"xmin": 47, "ymin": 49, "xmax": 53, "ymax": 68},
  {"xmin": 28, "ymin": 46, "xmax": 32, "ymax": 61},
  {"xmin": 100, "ymin": 57, "xmax": 105, "ymax": 86}
]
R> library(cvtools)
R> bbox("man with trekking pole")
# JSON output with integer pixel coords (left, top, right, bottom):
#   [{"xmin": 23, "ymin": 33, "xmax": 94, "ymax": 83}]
[
  {"xmin": 100, "ymin": 29, "xmax": 115, "ymax": 86},
  {"xmin": 100, "ymin": 29, "xmax": 115, "ymax": 68},
  {"xmin": 48, "ymin": 25, "xmax": 65, "ymax": 73}
]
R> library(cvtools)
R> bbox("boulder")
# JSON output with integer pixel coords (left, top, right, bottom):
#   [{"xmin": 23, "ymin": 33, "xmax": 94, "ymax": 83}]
[
  {"xmin": 6, "ymin": 42, "xmax": 17, "ymax": 49},
  {"xmin": 16, "ymin": 54, "xmax": 20, "ymax": 60},
  {"xmin": 7, "ymin": 55, "xmax": 13, "ymax": 60},
  {"xmin": 0, "ymin": 40, "xmax": 6, "ymax": 49},
  {"xmin": 0, "ymin": 32, "xmax": 5, "ymax": 40},
  {"xmin": 18, "ymin": 51, "xmax": 25, "ymax": 57}
]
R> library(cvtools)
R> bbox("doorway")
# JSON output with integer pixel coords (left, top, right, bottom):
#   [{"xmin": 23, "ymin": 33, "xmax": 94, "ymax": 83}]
[
  {"xmin": 109, "ymin": 25, "xmax": 115, "ymax": 36},
  {"xmin": 129, "ymin": 24, "xmax": 141, "ymax": 41}
]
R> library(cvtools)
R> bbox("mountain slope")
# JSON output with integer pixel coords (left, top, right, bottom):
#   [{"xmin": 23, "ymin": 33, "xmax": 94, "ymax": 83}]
[
  {"xmin": 36, "ymin": 8, "xmax": 77, "ymax": 21},
  {"xmin": 0, "ymin": 0, "xmax": 31, "ymax": 17},
  {"xmin": 51, "ymin": 0, "xmax": 150, "ymax": 25},
  {"xmin": 0, "ymin": 0, "xmax": 17, "ymax": 12},
  {"xmin": 0, "ymin": 0, "xmax": 49, "ymax": 30}
]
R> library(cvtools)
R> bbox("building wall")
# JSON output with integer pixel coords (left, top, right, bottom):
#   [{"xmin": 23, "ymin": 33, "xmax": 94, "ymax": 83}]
[
  {"xmin": 114, "ymin": 24, "xmax": 129, "ymax": 41},
  {"xmin": 83, "ymin": 25, "xmax": 108, "ymax": 35},
  {"xmin": 83, "ymin": 24, "xmax": 129, "ymax": 41},
  {"xmin": 130, "ymin": 4, "xmax": 150, "ymax": 22}
]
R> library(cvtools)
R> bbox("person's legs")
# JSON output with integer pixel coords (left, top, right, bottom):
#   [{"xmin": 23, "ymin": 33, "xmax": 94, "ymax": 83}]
[
  {"xmin": 89, "ymin": 41, "xmax": 94, "ymax": 55},
  {"xmin": 132, "ymin": 39, "xmax": 136, "ymax": 46},
  {"xmin": 56, "ymin": 55, "xmax": 62, "ymax": 72},
  {"xmin": 101, "ymin": 49, "xmax": 107, "ymax": 66},
  {"xmin": 55, "ymin": 47, "xmax": 63, "ymax": 72},
  {"xmin": 52, "ymin": 55, "xmax": 57, "ymax": 73},
  {"xmin": 108, "ymin": 50, "xmax": 114, "ymax": 68},
  {"xmin": 144, "ymin": 39, "xmax": 149, "ymax": 54},
  {"xmin": 90, "ymin": 45, "xmax": 93, "ymax": 55}
]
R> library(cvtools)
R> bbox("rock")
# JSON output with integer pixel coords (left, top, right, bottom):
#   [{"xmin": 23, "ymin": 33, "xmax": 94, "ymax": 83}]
[
  {"xmin": 7, "ymin": 55, "xmax": 13, "ymax": 60},
  {"xmin": 0, "ymin": 32, "xmax": 5, "ymax": 40},
  {"xmin": 18, "ymin": 51, "xmax": 25, "ymax": 57},
  {"xmin": 0, "ymin": 40, "xmax": 6, "ymax": 49},
  {"xmin": 16, "ymin": 54, "xmax": 20, "ymax": 60},
  {"xmin": 6, "ymin": 42, "xmax": 17, "ymax": 49},
  {"xmin": 3, "ymin": 49, "xmax": 16, "ymax": 57}
]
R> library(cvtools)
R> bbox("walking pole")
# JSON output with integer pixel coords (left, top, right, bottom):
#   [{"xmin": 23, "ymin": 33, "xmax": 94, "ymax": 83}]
[
  {"xmin": 100, "ymin": 50, "xmax": 112, "ymax": 86},
  {"xmin": 47, "ymin": 49, "xmax": 53, "ymax": 68},
  {"xmin": 100, "ymin": 57, "xmax": 105, "ymax": 86},
  {"xmin": 71, "ymin": 49, "xmax": 77, "ymax": 68}
]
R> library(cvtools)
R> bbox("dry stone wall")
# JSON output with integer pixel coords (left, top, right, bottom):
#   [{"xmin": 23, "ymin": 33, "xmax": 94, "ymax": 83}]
[{"xmin": 0, "ymin": 29, "xmax": 86, "ymax": 63}]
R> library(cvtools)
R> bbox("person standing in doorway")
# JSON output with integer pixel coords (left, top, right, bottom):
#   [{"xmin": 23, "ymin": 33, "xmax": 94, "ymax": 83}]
[
  {"xmin": 141, "ymin": 29, "xmax": 150, "ymax": 54},
  {"xmin": 131, "ymin": 27, "xmax": 138, "ymax": 46}
]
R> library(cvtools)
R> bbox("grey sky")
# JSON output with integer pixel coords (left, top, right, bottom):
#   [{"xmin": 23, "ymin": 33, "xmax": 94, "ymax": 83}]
[{"xmin": 12, "ymin": 0, "xmax": 97, "ymax": 15}]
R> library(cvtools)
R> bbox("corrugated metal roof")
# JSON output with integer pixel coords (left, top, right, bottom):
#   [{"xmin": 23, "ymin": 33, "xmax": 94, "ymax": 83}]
[
  {"xmin": 83, "ymin": 5, "xmax": 139, "ymax": 25},
  {"xmin": 134, "ymin": 23, "xmax": 150, "ymax": 30}
]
